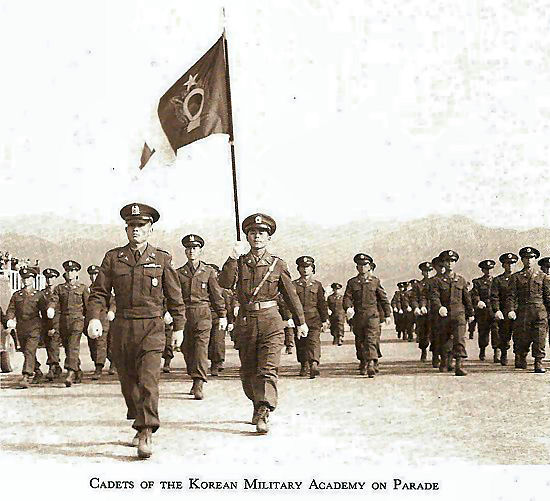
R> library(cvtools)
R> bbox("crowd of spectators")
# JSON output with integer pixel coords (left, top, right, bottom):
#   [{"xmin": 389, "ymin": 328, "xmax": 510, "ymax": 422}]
[{"xmin": 0, "ymin": 252, "xmax": 40, "ymax": 275}]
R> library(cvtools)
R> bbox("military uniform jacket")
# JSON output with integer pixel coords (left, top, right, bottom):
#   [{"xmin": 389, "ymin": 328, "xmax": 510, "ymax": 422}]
[
  {"xmin": 429, "ymin": 272, "xmax": 474, "ymax": 318},
  {"xmin": 411, "ymin": 279, "xmax": 430, "ymax": 311},
  {"xmin": 218, "ymin": 251, "xmax": 306, "ymax": 326},
  {"xmin": 504, "ymin": 269, "xmax": 550, "ymax": 314},
  {"xmin": 277, "ymin": 292, "xmax": 291, "ymax": 321},
  {"xmin": 490, "ymin": 272, "xmax": 514, "ymax": 314},
  {"xmin": 327, "ymin": 292, "xmax": 345, "ymax": 320},
  {"xmin": 87, "ymin": 243, "xmax": 186, "ymax": 331},
  {"xmin": 178, "ymin": 261, "xmax": 226, "ymax": 318},
  {"xmin": 292, "ymin": 278, "xmax": 329, "ymax": 329},
  {"xmin": 343, "ymin": 274, "xmax": 391, "ymax": 318},
  {"xmin": 471, "ymin": 276, "xmax": 495, "ymax": 317},
  {"xmin": 38, "ymin": 285, "xmax": 57, "ymax": 332},
  {"xmin": 391, "ymin": 291, "xmax": 403, "ymax": 311},
  {"xmin": 222, "ymin": 289, "xmax": 237, "ymax": 324},
  {"xmin": 6, "ymin": 287, "xmax": 45, "ymax": 334}
]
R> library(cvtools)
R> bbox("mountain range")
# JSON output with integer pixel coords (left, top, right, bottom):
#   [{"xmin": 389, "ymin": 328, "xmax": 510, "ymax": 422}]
[{"xmin": 1, "ymin": 214, "xmax": 549, "ymax": 294}]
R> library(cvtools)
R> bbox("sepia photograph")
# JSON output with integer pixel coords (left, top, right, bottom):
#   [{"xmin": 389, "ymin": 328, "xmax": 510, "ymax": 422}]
[{"xmin": 1, "ymin": 1, "xmax": 549, "ymax": 499}]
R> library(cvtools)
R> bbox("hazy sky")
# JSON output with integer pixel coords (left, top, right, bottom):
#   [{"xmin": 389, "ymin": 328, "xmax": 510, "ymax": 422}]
[{"xmin": 1, "ymin": 0, "xmax": 549, "ymax": 230}]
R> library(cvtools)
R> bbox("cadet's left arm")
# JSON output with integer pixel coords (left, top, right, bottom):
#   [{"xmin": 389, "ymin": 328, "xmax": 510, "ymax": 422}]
[
  {"xmin": 208, "ymin": 270, "xmax": 227, "ymax": 319},
  {"xmin": 88, "ymin": 254, "xmax": 114, "ymax": 321},
  {"xmin": 376, "ymin": 280, "xmax": 392, "ymax": 318},
  {"xmin": 162, "ymin": 256, "xmax": 186, "ymax": 332},
  {"xmin": 82, "ymin": 285, "xmax": 90, "ymax": 318},
  {"xmin": 317, "ymin": 283, "xmax": 329, "ymax": 323},
  {"xmin": 543, "ymin": 275, "xmax": 550, "ymax": 311},
  {"xmin": 278, "ymin": 263, "xmax": 306, "ymax": 326}
]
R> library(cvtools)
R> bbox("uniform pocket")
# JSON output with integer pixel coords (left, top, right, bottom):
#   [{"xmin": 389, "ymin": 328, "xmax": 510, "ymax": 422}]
[{"xmin": 144, "ymin": 268, "xmax": 163, "ymax": 296}]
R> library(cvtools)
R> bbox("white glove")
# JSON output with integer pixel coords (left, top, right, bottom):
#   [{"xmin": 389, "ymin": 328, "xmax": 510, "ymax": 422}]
[
  {"xmin": 508, "ymin": 311, "xmax": 517, "ymax": 320},
  {"xmin": 287, "ymin": 318, "xmax": 295, "ymax": 328},
  {"xmin": 87, "ymin": 319, "xmax": 103, "ymax": 339},
  {"xmin": 227, "ymin": 323, "xmax": 234, "ymax": 332},
  {"xmin": 414, "ymin": 307, "xmax": 421, "ymax": 316},
  {"xmin": 468, "ymin": 316, "xmax": 475, "ymax": 324},
  {"xmin": 439, "ymin": 306, "xmax": 448, "ymax": 317},
  {"xmin": 107, "ymin": 310, "xmax": 115, "ymax": 322},
  {"xmin": 296, "ymin": 324, "xmax": 309, "ymax": 338},
  {"xmin": 6, "ymin": 319, "xmax": 16, "ymax": 329},
  {"xmin": 393, "ymin": 307, "xmax": 398, "ymax": 313},
  {"xmin": 406, "ymin": 306, "xmax": 412, "ymax": 312},
  {"xmin": 233, "ymin": 306, "xmax": 239, "ymax": 318},
  {"xmin": 322, "ymin": 320, "xmax": 330, "ymax": 331},
  {"xmin": 173, "ymin": 329, "xmax": 184, "ymax": 348},
  {"xmin": 46, "ymin": 307, "xmax": 55, "ymax": 319},
  {"xmin": 47, "ymin": 329, "xmax": 56, "ymax": 337},
  {"xmin": 398, "ymin": 309, "xmax": 403, "ymax": 314},
  {"xmin": 219, "ymin": 317, "xmax": 228, "ymax": 330},
  {"xmin": 163, "ymin": 311, "xmax": 173, "ymax": 325},
  {"xmin": 420, "ymin": 306, "xmax": 428, "ymax": 315},
  {"xmin": 384, "ymin": 317, "xmax": 391, "ymax": 326},
  {"xmin": 346, "ymin": 307, "xmax": 354, "ymax": 320},
  {"xmin": 229, "ymin": 241, "xmax": 248, "ymax": 260},
  {"xmin": 477, "ymin": 301, "xmax": 486, "ymax": 309},
  {"xmin": 495, "ymin": 310, "xmax": 504, "ymax": 320}
]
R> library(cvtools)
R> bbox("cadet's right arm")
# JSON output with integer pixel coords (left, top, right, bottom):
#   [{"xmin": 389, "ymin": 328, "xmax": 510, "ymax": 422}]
[
  {"xmin": 429, "ymin": 279, "xmax": 442, "ymax": 310},
  {"xmin": 470, "ymin": 280, "xmax": 480, "ymax": 304},
  {"xmin": 278, "ymin": 263, "xmax": 306, "ymax": 326},
  {"xmin": 342, "ymin": 280, "xmax": 353, "ymax": 311},
  {"xmin": 162, "ymin": 255, "xmax": 186, "ymax": 332},
  {"xmin": 504, "ymin": 274, "xmax": 517, "ymax": 313},
  {"xmin": 218, "ymin": 258, "xmax": 238, "ymax": 290},
  {"xmin": 490, "ymin": 278, "xmax": 500, "ymax": 312}
]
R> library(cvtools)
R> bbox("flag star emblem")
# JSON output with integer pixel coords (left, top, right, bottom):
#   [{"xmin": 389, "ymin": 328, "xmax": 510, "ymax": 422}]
[{"xmin": 184, "ymin": 73, "xmax": 198, "ymax": 91}]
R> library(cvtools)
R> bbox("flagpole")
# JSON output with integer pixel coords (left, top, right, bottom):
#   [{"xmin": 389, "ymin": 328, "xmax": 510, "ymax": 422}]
[{"xmin": 222, "ymin": 27, "xmax": 241, "ymax": 242}]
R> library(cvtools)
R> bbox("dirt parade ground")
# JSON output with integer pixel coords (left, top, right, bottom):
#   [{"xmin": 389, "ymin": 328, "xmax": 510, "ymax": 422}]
[{"xmin": 2, "ymin": 323, "xmax": 549, "ymax": 469}]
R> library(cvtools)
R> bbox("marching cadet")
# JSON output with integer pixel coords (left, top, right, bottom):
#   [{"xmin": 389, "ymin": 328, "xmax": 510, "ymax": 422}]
[
  {"xmin": 85, "ymin": 265, "xmax": 116, "ymax": 380},
  {"xmin": 410, "ymin": 262, "xmax": 433, "ymax": 362},
  {"xmin": 177, "ymin": 235, "xmax": 227, "ymax": 398},
  {"xmin": 430, "ymin": 250, "xmax": 474, "ymax": 376},
  {"xmin": 5, "ymin": 267, "xmax": 48, "ymax": 388},
  {"xmin": 504, "ymin": 247, "xmax": 550, "ymax": 373},
  {"xmin": 276, "ymin": 292, "xmax": 296, "ymax": 354},
  {"xmin": 490, "ymin": 253, "xmax": 519, "ymax": 366},
  {"xmin": 52, "ymin": 260, "xmax": 89, "ymax": 387},
  {"xmin": 327, "ymin": 283, "xmax": 345, "ymax": 346},
  {"xmin": 391, "ymin": 283, "xmax": 404, "ymax": 338},
  {"xmin": 428, "ymin": 256, "xmax": 446, "ymax": 368},
  {"xmin": 292, "ymin": 256, "xmax": 329, "ymax": 379},
  {"xmin": 218, "ymin": 213, "xmax": 307, "ymax": 434},
  {"xmin": 39, "ymin": 268, "xmax": 63, "ymax": 381},
  {"xmin": 87, "ymin": 203, "xmax": 185, "ymax": 459},
  {"xmin": 343, "ymin": 253, "xmax": 391, "ymax": 378},
  {"xmin": 471, "ymin": 260, "xmax": 500, "ymax": 362}
]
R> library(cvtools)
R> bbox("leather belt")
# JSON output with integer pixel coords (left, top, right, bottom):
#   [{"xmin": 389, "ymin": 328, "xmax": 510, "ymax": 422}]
[{"xmin": 244, "ymin": 300, "xmax": 277, "ymax": 312}]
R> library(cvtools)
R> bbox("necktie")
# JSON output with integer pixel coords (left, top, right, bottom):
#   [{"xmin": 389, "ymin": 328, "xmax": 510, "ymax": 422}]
[{"xmin": 134, "ymin": 250, "xmax": 141, "ymax": 263}]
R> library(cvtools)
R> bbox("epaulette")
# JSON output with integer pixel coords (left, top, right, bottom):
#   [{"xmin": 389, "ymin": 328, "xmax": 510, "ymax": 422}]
[{"xmin": 156, "ymin": 248, "xmax": 171, "ymax": 255}]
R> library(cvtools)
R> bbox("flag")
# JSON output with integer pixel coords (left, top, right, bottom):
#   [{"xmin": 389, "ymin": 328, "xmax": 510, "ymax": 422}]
[
  {"xmin": 158, "ymin": 35, "xmax": 231, "ymax": 153},
  {"xmin": 139, "ymin": 142, "xmax": 155, "ymax": 170}
]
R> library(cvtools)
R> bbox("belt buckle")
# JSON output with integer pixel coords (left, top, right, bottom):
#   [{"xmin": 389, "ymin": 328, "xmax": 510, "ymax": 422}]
[{"xmin": 253, "ymin": 302, "xmax": 260, "ymax": 310}]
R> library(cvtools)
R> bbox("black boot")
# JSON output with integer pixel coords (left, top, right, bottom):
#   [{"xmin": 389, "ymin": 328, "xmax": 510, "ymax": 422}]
[
  {"xmin": 359, "ymin": 360, "xmax": 366, "ymax": 375},
  {"xmin": 32, "ymin": 369, "xmax": 43, "ymax": 384},
  {"xmin": 534, "ymin": 358, "xmax": 546, "ymax": 374},
  {"xmin": 191, "ymin": 379, "xmax": 204, "ymax": 400},
  {"xmin": 64, "ymin": 370, "xmax": 76, "ymax": 387},
  {"xmin": 366, "ymin": 360, "xmax": 376, "ymax": 378},
  {"xmin": 446, "ymin": 353, "xmax": 454, "ymax": 372},
  {"xmin": 309, "ymin": 361, "xmax": 320, "ymax": 379},
  {"xmin": 162, "ymin": 359, "xmax": 171, "ymax": 373},
  {"xmin": 46, "ymin": 366, "xmax": 57, "ymax": 381},
  {"xmin": 439, "ymin": 354, "xmax": 447, "ymax": 373},
  {"xmin": 454, "ymin": 357, "xmax": 467, "ymax": 376},
  {"xmin": 420, "ymin": 348, "xmax": 427, "ymax": 362},
  {"xmin": 299, "ymin": 362, "xmax": 309, "ymax": 376},
  {"xmin": 91, "ymin": 365, "xmax": 103, "ymax": 381}
]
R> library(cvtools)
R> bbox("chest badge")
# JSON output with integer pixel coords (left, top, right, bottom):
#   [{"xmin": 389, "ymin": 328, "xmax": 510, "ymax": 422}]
[{"xmin": 152, "ymin": 278, "xmax": 159, "ymax": 287}]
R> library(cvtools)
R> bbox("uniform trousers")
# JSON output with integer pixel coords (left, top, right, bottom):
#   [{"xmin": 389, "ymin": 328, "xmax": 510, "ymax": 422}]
[
  {"xmin": 59, "ymin": 315, "xmax": 83, "ymax": 371},
  {"xmin": 497, "ymin": 316, "xmax": 516, "ymax": 353},
  {"xmin": 162, "ymin": 324, "xmax": 173, "ymax": 362},
  {"xmin": 19, "ymin": 330, "xmax": 42, "ymax": 375},
  {"xmin": 353, "ymin": 312, "xmax": 381, "ymax": 361},
  {"xmin": 87, "ymin": 323, "xmax": 110, "ymax": 367},
  {"xmin": 295, "ymin": 326, "xmax": 321, "ymax": 364},
  {"xmin": 475, "ymin": 309, "xmax": 499, "ymax": 350},
  {"xmin": 415, "ymin": 314, "xmax": 430, "ymax": 350},
  {"xmin": 429, "ymin": 313, "xmax": 440, "ymax": 354},
  {"xmin": 208, "ymin": 317, "xmax": 225, "ymax": 365},
  {"xmin": 514, "ymin": 305, "xmax": 547, "ymax": 359},
  {"xmin": 284, "ymin": 327, "xmax": 295, "ymax": 348},
  {"xmin": 182, "ymin": 305, "xmax": 212, "ymax": 382},
  {"xmin": 438, "ymin": 314, "xmax": 467, "ymax": 359},
  {"xmin": 111, "ymin": 316, "xmax": 164, "ymax": 432},
  {"xmin": 329, "ymin": 317, "xmax": 344, "ymax": 340},
  {"xmin": 238, "ymin": 307, "xmax": 284, "ymax": 411},
  {"xmin": 41, "ymin": 327, "xmax": 61, "ymax": 367}
]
